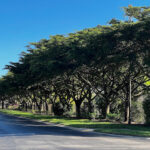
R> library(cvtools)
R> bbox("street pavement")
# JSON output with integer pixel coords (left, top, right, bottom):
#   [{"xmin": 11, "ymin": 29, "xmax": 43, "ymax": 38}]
[{"xmin": 0, "ymin": 113, "xmax": 150, "ymax": 150}]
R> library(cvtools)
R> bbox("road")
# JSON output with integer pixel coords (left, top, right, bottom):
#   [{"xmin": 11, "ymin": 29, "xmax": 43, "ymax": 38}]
[{"xmin": 0, "ymin": 113, "xmax": 150, "ymax": 150}]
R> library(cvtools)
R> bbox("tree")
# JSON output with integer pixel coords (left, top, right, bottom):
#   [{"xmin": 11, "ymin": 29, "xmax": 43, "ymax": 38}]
[{"xmin": 123, "ymin": 5, "xmax": 150, "ymax": 21}]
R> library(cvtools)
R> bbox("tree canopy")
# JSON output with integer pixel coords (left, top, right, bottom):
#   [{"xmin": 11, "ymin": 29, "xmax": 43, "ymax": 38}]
[{"xmin": 0, "ymin": 5, "xmax": 150, "ymax": 123}]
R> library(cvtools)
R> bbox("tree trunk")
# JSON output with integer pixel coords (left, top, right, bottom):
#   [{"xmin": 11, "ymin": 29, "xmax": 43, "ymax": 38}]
[
  {"xmin": 88, "ymin": 100, "xmax": 93, "ymax": 112},
  {"xmin": 25, "ymin": 102, "xmax": 28, "ymax": 112},
  {"xmin": 75, "ymin": 100, "xmax": 82, "ymax": 118},
  {"xmin": 124, "ymin": 98, "xmax": 129, "ymax": 122},
  {"xmin": 33, "ymin": 102, "xmax": 36, "ymax": 110},
  {"xmin": 124, "ymin": 83, "xmax": 130, "ymax": 123},
  {"xmin": 52, "ymin": 103, "xmax": 56, "ymax": 116},
  {"xmin": 2, "ymin": 100, "xmax": 4, "ymax": 109},
  {"xmin": 106, "ymin": 103, "xmax": 110, "ymax": 115},
  {"xmin": 103, "ymin": 101, "xmax": 110, "ymax": 119},
  {"xmin": 128, "ymin": 77, "xmax": 132, "ymax": 125},
  {"xmin": 88, "ymin": 100, "xmax": 93, "ymax": 119},
  {"xmin": 36, "ymin": 102, "xmax": 41, "ymax": 113},
  {"xmin": 45, "ymin": 101, "xmax": 48, "ymax": 114}
]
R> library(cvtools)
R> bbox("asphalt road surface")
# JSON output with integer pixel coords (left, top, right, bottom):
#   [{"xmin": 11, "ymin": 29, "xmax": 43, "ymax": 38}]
[{"xmin": 0, "ymin": 113, "xmax": 150, "ymax": 150}]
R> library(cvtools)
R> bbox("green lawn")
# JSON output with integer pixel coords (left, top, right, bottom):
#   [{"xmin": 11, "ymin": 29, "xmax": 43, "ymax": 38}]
[{"xmin": 0, "ymin": 109, "xmax": 150, "ymax": 137}]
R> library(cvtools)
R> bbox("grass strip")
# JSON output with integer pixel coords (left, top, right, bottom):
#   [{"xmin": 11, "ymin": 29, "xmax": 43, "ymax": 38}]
[{"xmin": 0, "ymin": 109, "xmax": 150, "ymax": 137}]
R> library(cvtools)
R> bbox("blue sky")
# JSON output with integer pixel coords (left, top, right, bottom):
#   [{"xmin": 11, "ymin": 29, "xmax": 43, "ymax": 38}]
[{"xmin": 0, "ymin": 0, "xmax": 149, "ymax": 76}]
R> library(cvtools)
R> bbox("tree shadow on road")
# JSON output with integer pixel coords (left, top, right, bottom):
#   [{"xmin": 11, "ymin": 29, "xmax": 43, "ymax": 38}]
[{"xmin": 0, "ymin": 114, "xmax": 101, "ymax": 138}]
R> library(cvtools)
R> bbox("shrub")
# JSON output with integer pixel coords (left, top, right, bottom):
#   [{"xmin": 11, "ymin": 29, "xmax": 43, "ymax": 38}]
[
  {"xmin": 143, "ymin": 95, "xmax": 150, "ymax": 124},
  {"xmin": 53, "ymin": 102, "xmax": 72, "ymax": 116},
  {"xmin": 53, "ymin": 102, "xmax": 65, "ymax": 116},
  {"xmin": 131, "ymin": 100, "xmax": 145, "ymax": 123},
  {"xmin": 106, "ymin": 113, "xmax": 120, "ymax": 121},
  {"xmin": 8, "ymin": 104, "xmax": 19, "ymax": 110}
]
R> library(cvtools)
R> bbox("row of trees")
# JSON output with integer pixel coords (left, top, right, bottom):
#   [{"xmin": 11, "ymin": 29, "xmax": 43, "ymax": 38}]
[{"xmin": 0, "ymin": 6, "xmax": 150, "ymax": 124}]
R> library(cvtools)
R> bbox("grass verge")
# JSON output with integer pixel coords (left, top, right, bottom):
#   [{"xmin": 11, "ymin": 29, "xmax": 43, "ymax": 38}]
[{"xmin": 0, "ymin": 109, "xmax": 150, "ymax": 137}]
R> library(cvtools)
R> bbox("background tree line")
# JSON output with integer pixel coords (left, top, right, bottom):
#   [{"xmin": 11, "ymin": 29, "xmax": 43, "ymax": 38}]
[{"xmin": 0, "ymin": 6, "xmax": 150, "ymax": 124}]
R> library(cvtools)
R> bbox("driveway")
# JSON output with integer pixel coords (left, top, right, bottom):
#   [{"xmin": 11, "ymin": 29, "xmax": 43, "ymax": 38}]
[{"xmin": 0, "ymin": 113, "xmax": 150, "ymax": 150}]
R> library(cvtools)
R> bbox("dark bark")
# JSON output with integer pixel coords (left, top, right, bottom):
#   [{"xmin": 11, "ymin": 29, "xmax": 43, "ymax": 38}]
[
  {"xmin": 35, "ymin": 101, "xmax": 41, "ymax": 113},
  {"xmin": 124, "ymin": 83, "xmax": 130, "ymax": 123},
  {"xmin": 124, "ymin": 97, "xmax": 129, "ymax": 122},
  {"xmin": 128, "ymin": 77, "xmax": 132, "ymax": 125},
  {"xmin": 25, "ymin": 102, "xmax": 28, "ymax": 112},
  {"xmin": 52, "ymin": 104, "xmax": 56, "ymax": 115},
  {"xmin": 88, "ymin": 100, "xmax": 93, "ymax": 114},
  {"xmin": 102, "ymin": 100, "xmax": 110, "ymax": 119},
  {"xmin": 2, "ymin": 100, "xmax": 4, "ymax": 109},
  {"xmin": 75, "ymin": 100, "xmax": 82, "ymax": 118},
  {"xmin": 45, "ymin": 101, "xmax": 49, "ymax": 114},
  {"xmin": 106, "ymin": 102, "xmax": 110, "ymax": 115}
]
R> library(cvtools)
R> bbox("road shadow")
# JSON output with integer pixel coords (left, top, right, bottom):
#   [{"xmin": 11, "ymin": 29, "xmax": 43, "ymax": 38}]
[
  {"xmin": 0, "ymin": 113, "xmax": 148, "ymax": 140},
  {"xmin": 0, "ymin": 113, "xmax": 101, "ymax": 138}
]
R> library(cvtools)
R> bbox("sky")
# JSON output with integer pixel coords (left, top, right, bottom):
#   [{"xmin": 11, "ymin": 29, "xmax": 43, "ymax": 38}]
[{"xmin": 0, "ymin": 0, "xmax": 149, "ymax": 76}]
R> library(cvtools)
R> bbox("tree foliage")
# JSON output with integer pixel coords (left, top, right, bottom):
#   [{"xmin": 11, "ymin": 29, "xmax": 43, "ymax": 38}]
[{"xmin": 0, "ymin": 5, "xmax": 150, "ymax": 123}]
